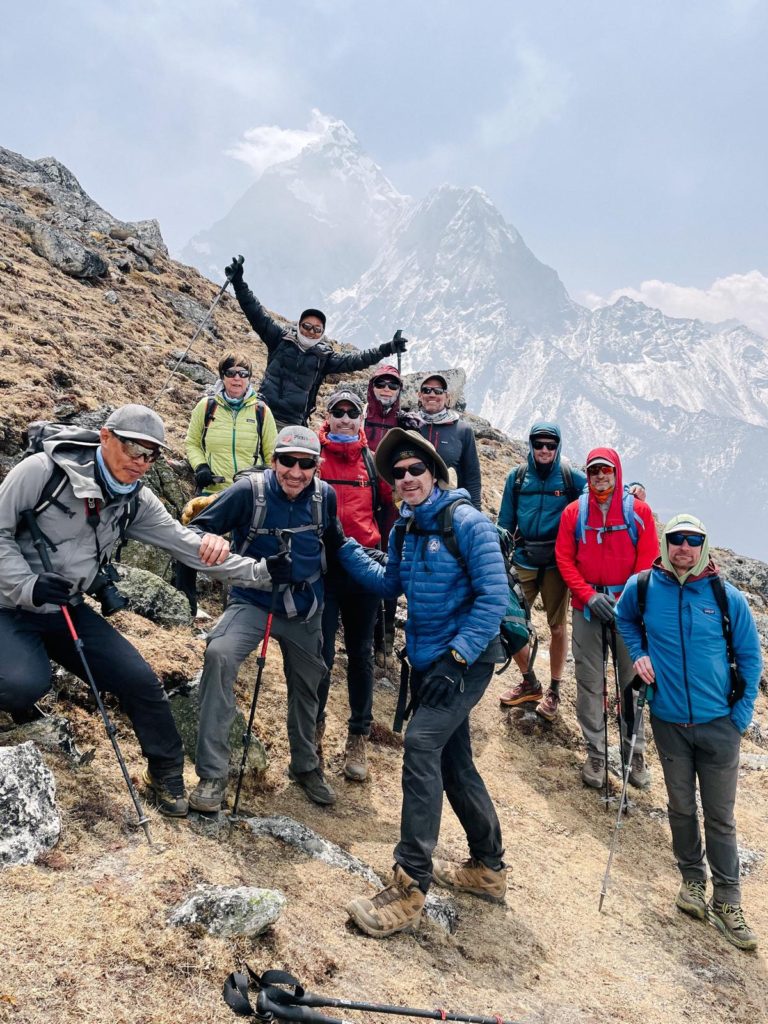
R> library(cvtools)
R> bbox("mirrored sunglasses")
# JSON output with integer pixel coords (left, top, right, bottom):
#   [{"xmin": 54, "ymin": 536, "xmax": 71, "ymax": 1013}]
[
  {"xmin": 420, "ymin": 386, "xmax": 445, "ymax": 395},
  {"xmin": 587, "ymin": 464, "xmax": 615, "ymax": 476},
  {"xmin": 392, "ymin": 461, "xmax": 430, "ymax": 480},
  {"xmin": 300, "ymin": 322, "xmax": 324, "ymax": 336},
  {"xmin": 223, "ymin": 368, "xmax": 250, "ymax": 379},
  {"xmin": 113, "ymin": 432, "xmax": 160, "ymax": 463},
  {"xmin": 276, "ymin": 454, "xmax": 318, "ymax": 470},
  {"xmin": 666, "ymin": 532, "xmax": 705, "ymax": 548}
]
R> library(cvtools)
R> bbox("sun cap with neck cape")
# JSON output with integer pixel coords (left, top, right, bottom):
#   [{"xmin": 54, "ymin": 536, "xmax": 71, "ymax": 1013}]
[{"xmin": 661, "ymin": 513, "xmax": 710, "ymax": 583}]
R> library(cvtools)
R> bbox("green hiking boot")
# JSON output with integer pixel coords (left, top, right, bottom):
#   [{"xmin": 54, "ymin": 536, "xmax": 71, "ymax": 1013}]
[
  {"xmin": 188, "ymin": 777, "xmax": 228, "ymax": 813},
  {"xmin": 675, "ymin": 879, "xmax": 707, "ymax": 921},
  {"xmin": 142, "ymin": 768, "xmax": 188, "ymax": 817},
  {"xmin": 707, "ymin": 900, "xmax": 758, "ymax": 951}
]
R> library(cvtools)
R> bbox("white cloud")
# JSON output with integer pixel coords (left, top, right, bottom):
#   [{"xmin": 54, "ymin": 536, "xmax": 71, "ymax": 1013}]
[
  {"xmin": 225, "ymin": 110, "xmax": 333, "ymax": 178},
  {"xmin": 582, "ymin": 271, "xmax": 768, "ymax": 338},
  {"xmin": 477, "ymin": 44, "xmax": 570, "ymax": 147}
]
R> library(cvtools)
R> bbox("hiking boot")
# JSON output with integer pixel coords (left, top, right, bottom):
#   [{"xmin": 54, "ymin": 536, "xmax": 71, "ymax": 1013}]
[
  {"xmin": 676, "ymin": 879, "xmax": 707, "ymax": 921},
  {"xmin": 188, "ymin": 776, "xmax": 228, "ymax": 813},
  {"xmin": 343, "ymin": 732, "xmax": 368, "ymax": 782},
  {"xmin": 346, "ymin": 864, "xmax": 425, "ymax": 938},
  {"xmin": 628, "ymin": 751, "xmax": 651, "ymax": 789},
  {"xmin": 707, "ymin": 899, "xmax": 758, "ymax": 951},
  {"xmin": 499, "ymin": 675, "xmax": 542, "ymax": 707},
  {"xmin": 535, "ymin": 687, "xmax": 560, "ymax": 721},
  {"xmin": 288, "ymin": 766, "xmax": 337, "ymax": 806},
  {"xmin": 142, "ymin": 768, "xmax": 188, "ymax": 817},
  {"xmin": 581, "ymin": 755, "xmax": 606, "ymax": 789},
  {"xmin": 432, "ymin": 857, "xmax": 507, "ymax": 903}
]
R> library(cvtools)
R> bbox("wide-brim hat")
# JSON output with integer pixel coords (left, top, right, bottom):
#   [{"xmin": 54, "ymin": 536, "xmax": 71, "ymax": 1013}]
[
  {"xmin": 104, "ymin": 404, "xmax": 170, "ymax": 449},
  {"xmin": 374, "ymin": 428, "xmax": 450, "ymax": 487}
]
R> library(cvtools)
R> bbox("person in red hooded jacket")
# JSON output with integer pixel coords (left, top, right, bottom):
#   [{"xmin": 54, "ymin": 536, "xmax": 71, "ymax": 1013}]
[
  {"xmin": 555, "ymin": 447, "xmax": 659, "ymax": 791},
  {"xmin": 317, "ymin": 386, "xmax": 385, "ymax": 783}
]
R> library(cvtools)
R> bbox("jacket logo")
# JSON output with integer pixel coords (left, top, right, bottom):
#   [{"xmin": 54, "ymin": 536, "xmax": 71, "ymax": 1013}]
[
  {"xmin": 702, "ymin": 608, "xmax": 716, "ymax": 615},
  {"xmin": 428, "ymin": 538, "xmax": 441, "ymax": 553}
]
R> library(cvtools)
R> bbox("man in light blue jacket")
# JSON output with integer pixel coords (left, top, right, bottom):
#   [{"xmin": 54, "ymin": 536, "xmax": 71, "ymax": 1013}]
[
  {"xmin": 616, "ymin": 514, "xmax": 762, "ymax": 952},
  {"xmin": 339, "ymin": 429, "xmax": 509, "ymax": 938}
]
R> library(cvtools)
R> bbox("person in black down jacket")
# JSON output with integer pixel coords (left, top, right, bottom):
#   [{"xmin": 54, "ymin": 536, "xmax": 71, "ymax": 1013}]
[{"xmin": 224, "ymin": 256, "xmax": 408, "ymax": 429}]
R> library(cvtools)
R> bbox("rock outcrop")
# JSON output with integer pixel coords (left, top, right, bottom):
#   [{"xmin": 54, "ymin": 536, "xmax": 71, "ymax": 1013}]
[{"xmin": 0, "ymin": 741, "xmax": 61, "ymax": 866}]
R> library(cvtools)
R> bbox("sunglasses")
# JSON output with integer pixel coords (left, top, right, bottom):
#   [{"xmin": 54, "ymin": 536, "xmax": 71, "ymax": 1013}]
[
  {"xmin": 374, "ymin": 380, "xmax": 400, "ymax": 390},
  {"xmin": 300, "ymin": 322, "xmax": 324, "ymax": 336},
  {"xmin": 275, "ymin": 454, "xmax": 318, "ymax": 470},
  {"xmin": 587, "ymin": 464, "xmax": 615, "ymax": 476},
  {"xmin": 667, "ymin": 532, "xmax": 705, "ymax": 548},
  {"xmin": 330, "ymin": 407, "xmax": 359, "ymax": 419},
  {"xmin": 392, "ymin": 461, "xmax": 430, "ymax": 480},
  {"xmin": 420, "ymin": 386, "xmax": 445, "ymax": 395},
  {"xmin": 223, "ymin": 368, "xmax": 250, "ymax": 379},
  {"xmin": 532, "ymin": 440, "xmax": 557, "ymax": 451},
  {"xmin": 112, "ymin": 432, "xmax": 160, "ymax": 463}
]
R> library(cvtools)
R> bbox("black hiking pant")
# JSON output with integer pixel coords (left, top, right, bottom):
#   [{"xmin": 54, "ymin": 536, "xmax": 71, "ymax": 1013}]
[
  {"xmin": 0, "ymin": 605, "xmax": 184, "ymax": 776},
  {"xmin": 396, "ymin": 655, "xmax": 504, "ymax": 893},
  {"xmin": 319, "ymin": 579, "xmax": 378, "ymax": 735}
]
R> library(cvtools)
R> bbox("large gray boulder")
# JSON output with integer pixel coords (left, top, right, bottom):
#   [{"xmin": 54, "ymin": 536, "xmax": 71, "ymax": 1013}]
[
  {"xmin": 114, "ymin": 564, "xmax": 192, "ymax": 627},
  {"xmin": 28, "ymin": 221, "xmax": 108, "ymax": 279},
  {"xmin": 0, "ymin": 742, "xmax": 60, "ymax": 866},
  {"xmin": 167, "ymin": 884, "xmax": 285, "ymax": 937}
]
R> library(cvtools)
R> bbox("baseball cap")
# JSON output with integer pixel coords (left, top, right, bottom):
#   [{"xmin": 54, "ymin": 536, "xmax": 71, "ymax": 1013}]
[
  {"xmin": 586, "ymin": 455, "xmax": 616, "ymax": 470},
  {"xmin": 327, "ymin": 388, "xmax": 364, "ymax": 414},
  {"xmin": 663, "ymin": 513, "xmax": 707, "ymax": 537},
  {"xmin": 273, "ymin": 425, "xmax": 321, "ymax": 458},
  {"xmin": 299, "ymin": 308, "xmax": 326, "ymax": 329},
  {"xmin": 104, "ymin": 404, "xmax": 170, "ymax": 449},
  {"xmin": 419, "ymin": 373, "xmax": 449, "ymax": 391}
]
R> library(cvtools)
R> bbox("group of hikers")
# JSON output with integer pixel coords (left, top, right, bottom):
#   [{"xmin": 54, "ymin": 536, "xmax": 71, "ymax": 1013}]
[{"xmin": 0, "ymin": 253, "xmax": 761, "ymax": 954}]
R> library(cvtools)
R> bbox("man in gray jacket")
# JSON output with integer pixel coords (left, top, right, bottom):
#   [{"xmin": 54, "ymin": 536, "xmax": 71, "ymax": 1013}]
[{"xmin": 0, "ymin": 405, "xmax": 273, "ymax": 816}]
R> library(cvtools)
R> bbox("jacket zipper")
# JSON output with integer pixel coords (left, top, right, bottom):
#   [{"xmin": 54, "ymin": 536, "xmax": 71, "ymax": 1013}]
[{"xmin": 677, "ymin": 587, "xmax": 694, "ymax": 723}]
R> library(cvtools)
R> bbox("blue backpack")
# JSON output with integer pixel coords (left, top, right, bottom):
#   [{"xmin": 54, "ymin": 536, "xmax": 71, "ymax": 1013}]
[{"xmin": 575, "ymin": 489, "xmax": 644, "ymax": 547}]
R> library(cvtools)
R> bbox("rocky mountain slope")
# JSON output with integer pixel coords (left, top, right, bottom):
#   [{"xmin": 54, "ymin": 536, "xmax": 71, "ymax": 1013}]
[{"xmin": 1, "ymin": 145, "xmax": 768, "ymax": 1024}]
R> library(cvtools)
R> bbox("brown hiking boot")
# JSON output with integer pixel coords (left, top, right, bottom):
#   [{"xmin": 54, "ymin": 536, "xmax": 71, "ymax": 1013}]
[
  {"xmin": 346, "ymin": 864, "xmax": 425, "ymax": 937},
  {"xmin": 535, "ymin": 687, "xmax": 560, "ymax": 721},
  {"xmin": 499, "ymin": 675, "xmax": 542, "ymax": 707},
  {"xmin": 343, "ymin": 733, "xmax": 368, "ymax": 782},
  {"xmin": 628, "ymin": 751, "xmax": 651, "ymax": 789},
  {"xmin": 432, "ymin": 857, "xmax": 507, "ymax": 903},
  {"xmin": 581, "ymin": 755, "xmax": 605, "ymax": 789},
  {"xmin": 188, "ymin": 777, "xmax": 228, "ymax": 813},
  {"xmin": 142, "ymin": 768, "xmax": 188, "ymax": 817},
  {"xmin": 707, "ymin": 899, "xmax": 758, "ymax": 951},
  {"xmin": 676, "ymin": 879, "xmax": 707, "ymax": 921}
]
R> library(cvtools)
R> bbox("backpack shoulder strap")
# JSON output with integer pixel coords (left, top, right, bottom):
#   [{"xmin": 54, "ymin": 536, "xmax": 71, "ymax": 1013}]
[
  {"xmin": 441, "ymin": 498, "xmax": 473, "ymax": 567},
  {"xmin": 622, "ymin": 491, "xmax": 644, "ymax": 545},
  {"xmin": 636, "ymin": 568, "xmax": 652, "ymax": 648},
  {"xmin": 253, "ymin": 401, "xmax": 266, "ymax": 466},
  {"xmin": 709, "ymin": 575, "xmax": 744, "ymax": 706},
  {"xmin": 113, "ymin": 484, "xmax": 142, "ymax": 562},
  {"xmin": 560, "ymin": 459, "xmax": 578, "ymax": 502},
  {"xmin": 201, "ymin": 396, "xmax": 218, "ymax": 452},
  {"xmin": 32, "ymin": 464, "xmax": 71, "ymax": 517},
  {"xmin": 361, "ymin": 445, "xmax": 380, "ymax": 513},
  {"xmin": 576, "ymin": 491, "xmax": 590, "ymax": 544},
  {"xmin": 239, "ymin": 471, "xmax": 269, "ymax": 555}
]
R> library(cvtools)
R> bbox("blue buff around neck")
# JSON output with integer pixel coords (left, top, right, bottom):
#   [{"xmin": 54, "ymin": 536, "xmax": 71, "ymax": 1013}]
[
  {"xmin": 96, "ymin": 446, "xmax": 140, "ymax": 496},
  {"xmin": 327, "ymin": 432, "xmax": 358, "ymax": 443}
]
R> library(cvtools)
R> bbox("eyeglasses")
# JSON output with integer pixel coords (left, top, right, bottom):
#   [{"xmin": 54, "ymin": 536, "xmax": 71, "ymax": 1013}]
[
  {"xmin": 392, "ymin": 461, "xmax": 430, "ymax": 480},
  {"xmin": 300, "ymin": 322, "xmax": 324, "ymax": 336},
  {"xmin": 223, "ymin": 368, "xmax": 250, "ymax": 379},
  {"xmin": 420, "ymin": 386, "xmax": 445, "ymax": 395},
  {"xmin": 587, "ymin": 464, "xmax": 615, "ymax": 476},
  {"xmin": 667, "ymin": 532, "xmax": 705, "ymax": 548},
  {"xmin": 275, "ymin": 454, "xmax": 318, "ymax": 470},
  {"xmin": 330, "ymin": 407, "xmax": 359, "ymax": 419},
  {"xmin": 112, "ymin": 432, "xmax": 160, "ymax": 463},
  {"xmin": 532, "ymin": 440, "xmax": 557, "ymax": 451},
  {"xmin": 373, "ymin": 380, "xmax": 400, "ymax": 390}
]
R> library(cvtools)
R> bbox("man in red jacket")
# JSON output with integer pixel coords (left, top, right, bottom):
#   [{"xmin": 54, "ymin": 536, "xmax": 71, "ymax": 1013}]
[{"xmin": 555, "ymin": 447, "xmax": 659, "ymax": 790}]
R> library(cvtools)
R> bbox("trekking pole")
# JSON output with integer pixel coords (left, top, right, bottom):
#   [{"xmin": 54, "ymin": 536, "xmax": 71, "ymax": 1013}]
[
  {"xmin": 599, "ymin": 682, "xmax": 648, "ymax": 911},
  {"xmin": 21, "ymin": 510, "xmax": 153, "ymax": 847},
  {"xmin": 608, "ymin": 624, "xmax": 627, "ymax": 784},
  {"xmin": 600, "ymin": 622, "xmax": 610, "ymax": 809},
  {"xmin": 150, "ymin": 277, "xmax": 231, "ymax": 406},
  {"xmin": 393, "ymin": 328, "xmax": 403, "ymax": 376},
  {"xmin": 223, "ymin": 966, "xmax": 523, "ymax": 1024}
]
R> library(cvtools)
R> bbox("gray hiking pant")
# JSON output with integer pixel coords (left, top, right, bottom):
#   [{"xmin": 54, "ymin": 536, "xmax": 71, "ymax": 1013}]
[
  {"xmin": 196, "ymin": 601, "xmax": 325, "ymax": 779},
  {"xmin": 571, "ymin": 608, "xmax": 645, "ymax": 758},
  {"xmin": 651, "ymin": 714, "xmax": 742, "ymax": 903}
]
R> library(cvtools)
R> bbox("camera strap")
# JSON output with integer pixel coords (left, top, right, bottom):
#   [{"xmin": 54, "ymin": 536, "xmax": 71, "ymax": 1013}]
[{"xmin": 83, "ymin": 498, "xmax": 107, "ymax": 566}]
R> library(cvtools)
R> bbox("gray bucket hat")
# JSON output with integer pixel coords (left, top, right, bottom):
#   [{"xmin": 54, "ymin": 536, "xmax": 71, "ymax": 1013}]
[
  {"xmin": 104, "ymin": 404, "xmax": 170, "ymax": 448},
  {"xmin": 374, "ymin": 428, "xmax": 450, "ymax": 487}
]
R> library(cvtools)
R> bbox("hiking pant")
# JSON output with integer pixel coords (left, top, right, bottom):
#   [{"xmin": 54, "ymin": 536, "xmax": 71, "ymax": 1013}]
[
  {"xmin": 651, "ymin": 714, "xmax": 742, "ymax": 904},
  {"xmin": 571, "ymin": 608, "xmax": 646, "ymax": 757},
  {"xmin": 0, "ymin": 605, "xmax": 183, "ymax": 776},
  {"xmin": 318, "ymin": 581, "xmax": 378, "ymax": 736},
  {"xmin": 395, "ymin": 657, "xmax": 504, "ymax": 893},
  {"xmin": 196, "ymin": 600, "xmax": 325, "ymax": 779}
]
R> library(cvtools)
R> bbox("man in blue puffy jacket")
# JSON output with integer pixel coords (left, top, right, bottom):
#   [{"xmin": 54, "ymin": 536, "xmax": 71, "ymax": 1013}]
[
  {"xmin": 497, "ymin": 422, "xmax": 585, "ymax": 719},
  {"xmin": 616, "ymin": 514, "xmax": 762, "ymax": 952},
  {"xmin": 339, "ymin": 429, "xmax": 509, "ymax": 937}
]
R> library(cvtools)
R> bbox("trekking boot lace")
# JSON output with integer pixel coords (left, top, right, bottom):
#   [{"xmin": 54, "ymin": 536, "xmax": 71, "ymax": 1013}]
[
  {"xmin": 718, "ymin": 902, "xmax": 748, "ymax": 929},
  {"xmin": 686, "ymin": 880, "xmax": 707, "ymax": 902}
]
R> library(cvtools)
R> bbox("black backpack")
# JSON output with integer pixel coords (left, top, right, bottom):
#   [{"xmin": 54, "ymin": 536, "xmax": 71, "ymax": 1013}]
[
  {"xmin": 320, "ymin": 445, "xmax": 381, "ymax": 516},
  {"xmin": 636, "ymin": 569, "xmax": 745, "ymax": 707}
]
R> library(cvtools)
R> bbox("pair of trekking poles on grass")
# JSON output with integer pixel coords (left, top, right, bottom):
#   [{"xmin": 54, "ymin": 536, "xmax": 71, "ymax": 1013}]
[
  {"xmin": 224, "ymin": 966, "xmax": 522, "ymax": 1024},
  {"xmin": 597, "ymin": 616, "xmax": 648, "ymax": 911}
]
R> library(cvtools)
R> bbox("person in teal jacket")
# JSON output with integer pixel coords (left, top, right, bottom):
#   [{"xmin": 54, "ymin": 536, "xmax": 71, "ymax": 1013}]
[
  {"xmin": 616, "ymin": 513, "xmax": 762, "ymax": 952},
  {"xmin": 497, "ymin": 421, "xmax": 586, "ymax": 719}
]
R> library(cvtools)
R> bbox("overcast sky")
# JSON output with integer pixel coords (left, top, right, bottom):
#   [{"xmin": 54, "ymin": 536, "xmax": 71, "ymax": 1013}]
[{"xmin": 3, "ymin": 0, "xmax": 768, "ymax": 332}]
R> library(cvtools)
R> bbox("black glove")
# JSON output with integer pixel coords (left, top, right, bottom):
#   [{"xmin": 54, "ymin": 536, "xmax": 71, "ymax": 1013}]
[
  {"xmin": 419, "ymin": 653, "xmax": 466, "ymax": 709},
  {"xmin": 588, "ymin": 592, "xmax": 616, "ymax": 623},
  {"xmin": 363, "ymin": 546, "xmax": 388, "ymax": 566},
  {"xmin": 380, "ymin": 332, "xmax": 408, "ymax": 357},
  {"xmin": 194, "ymin": 463, "xmax": 215, "ymax": 489},
  {"xmin": 266, "ymin": 549, "xmax": 292, "ymax": 585},
  {"xmin": 225, "ymin": 254, "xmax": 244, "ymax": 285},
  {"xmin": 32, "ymin": 572, "xmax": 72, "ymax": 607}
]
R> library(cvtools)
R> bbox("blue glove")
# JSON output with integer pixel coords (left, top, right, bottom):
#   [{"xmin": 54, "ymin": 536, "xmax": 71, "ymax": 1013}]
[{"xmin": 419, "ymin": 653, "xmax": 466, "ymax": 709}]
